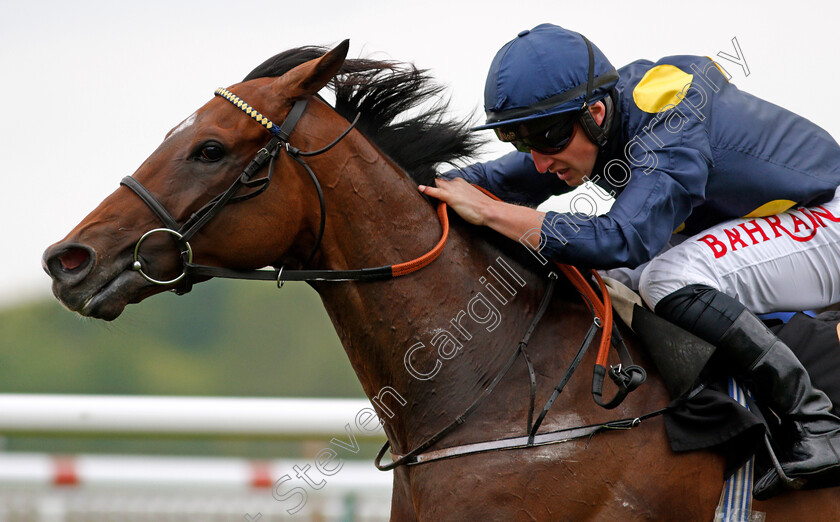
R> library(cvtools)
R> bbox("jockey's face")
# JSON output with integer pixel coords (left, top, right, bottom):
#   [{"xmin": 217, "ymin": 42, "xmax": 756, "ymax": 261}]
[{"xmin": 529, "ymin": 101, "xmax": 604, "ymax": 187}]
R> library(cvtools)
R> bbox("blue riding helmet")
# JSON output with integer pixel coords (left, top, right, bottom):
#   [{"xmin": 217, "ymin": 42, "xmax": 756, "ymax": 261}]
[{"xmin": 474, "ymin": 23, "xmax": 619, "ymax": 132}]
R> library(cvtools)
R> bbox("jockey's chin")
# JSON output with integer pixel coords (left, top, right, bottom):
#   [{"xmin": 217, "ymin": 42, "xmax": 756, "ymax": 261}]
[{"xmin": 554, "ymin": 167, "xmax": 587, "ymax": 187}]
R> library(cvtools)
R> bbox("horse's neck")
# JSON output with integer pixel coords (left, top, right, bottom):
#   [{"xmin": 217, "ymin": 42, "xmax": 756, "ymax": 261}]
[{"xmin": 302, "ymin": 128, "xmax": 622, "ymax": 451}]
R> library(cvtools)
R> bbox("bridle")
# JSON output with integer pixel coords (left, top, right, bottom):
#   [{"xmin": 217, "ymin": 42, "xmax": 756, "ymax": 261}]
[
  {"xmin": 120, "ymin": 84, "xmax": 648, "ymax": 469},
  {"xmin": 121, "ymin": 87, "xmax": 448, "ymax": 295}
]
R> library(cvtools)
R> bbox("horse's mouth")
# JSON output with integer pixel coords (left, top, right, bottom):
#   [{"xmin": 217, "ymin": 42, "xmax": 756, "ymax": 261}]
[
  {"xmin": 51, "ymin": 259, "xmax": 154, "ymax": 321},
  {"xmin": 81, "ymin": 270, "xmax": 146, "ymax": 320}
]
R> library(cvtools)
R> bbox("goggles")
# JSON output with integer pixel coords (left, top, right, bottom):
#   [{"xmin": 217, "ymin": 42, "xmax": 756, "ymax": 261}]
[{"xmin": 494, "ymin": 111, "xmax": 580, "ymax": 154}]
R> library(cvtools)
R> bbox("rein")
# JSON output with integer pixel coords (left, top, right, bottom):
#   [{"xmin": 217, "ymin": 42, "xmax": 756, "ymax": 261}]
[{"xmin": 120, "ymin": 86, "xmax": 647, "ymax": 468}]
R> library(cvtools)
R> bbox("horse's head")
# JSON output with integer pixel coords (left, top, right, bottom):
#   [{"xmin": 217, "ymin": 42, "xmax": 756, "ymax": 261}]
[{"xmin": 43, "ymin": 42, "xmax": 351, "ymax": 320}]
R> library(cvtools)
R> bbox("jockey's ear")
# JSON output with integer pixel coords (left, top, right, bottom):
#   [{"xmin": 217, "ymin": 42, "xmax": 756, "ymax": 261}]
[
  {"xmin": 274, "ymin": 40, "xmax": 349, "ymax": 100},
  {"xmin": 590, "ymin": 100, "xmax": 606, "ymax": 126}
]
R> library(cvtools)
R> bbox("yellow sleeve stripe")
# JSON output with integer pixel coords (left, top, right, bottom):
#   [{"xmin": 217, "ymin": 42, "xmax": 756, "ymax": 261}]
[{"xmin": 743, "ymin": 200, "xmax": 797, "ymax": 218}]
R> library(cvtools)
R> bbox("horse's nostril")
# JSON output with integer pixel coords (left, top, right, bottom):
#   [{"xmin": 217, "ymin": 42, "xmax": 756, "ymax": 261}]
[
  {"xmin": 44, "ymin": 243, "xmax": 96, "ymax": 284},
  {"xmin": 58, "ymin": 247, "xmax": 91, "ymax": 272}
]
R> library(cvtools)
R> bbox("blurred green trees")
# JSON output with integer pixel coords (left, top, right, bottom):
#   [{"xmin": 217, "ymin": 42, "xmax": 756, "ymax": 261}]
[{"xmin": 0, "ymin": 281, "xmax": 372, "ymax": 457}]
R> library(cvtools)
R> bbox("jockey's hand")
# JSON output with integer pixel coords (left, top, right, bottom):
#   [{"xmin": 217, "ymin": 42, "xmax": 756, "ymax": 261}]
[
  {"xmin": 419, "ymin": 177, "xmax": 546, "ymax": 247},
  {"xmin": 418, "ymin": 177, "xmax": 492, "ymax": 226}
]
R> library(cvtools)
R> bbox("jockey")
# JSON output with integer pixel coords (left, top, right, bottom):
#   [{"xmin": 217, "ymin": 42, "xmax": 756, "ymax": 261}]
[{"xmin": 419, "ymin": 23, "xmax": 840, "ymax": 499}]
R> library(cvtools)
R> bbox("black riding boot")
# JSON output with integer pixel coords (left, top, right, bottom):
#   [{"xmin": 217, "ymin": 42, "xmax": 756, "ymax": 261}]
[{"xmin": 655, "ymin": 285, "xmax": 840, "ymax": 499}]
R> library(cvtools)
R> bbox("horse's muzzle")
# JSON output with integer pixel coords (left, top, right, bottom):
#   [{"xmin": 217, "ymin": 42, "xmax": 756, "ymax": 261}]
[{"xmin": 42, "ymin": 243, "xmax": 96, "ymax": 287}]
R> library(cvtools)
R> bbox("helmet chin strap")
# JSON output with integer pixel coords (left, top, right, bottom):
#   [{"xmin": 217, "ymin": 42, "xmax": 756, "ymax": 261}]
[
  {"xmin": 578, "ymin": 92, "xmax": 615, "ymax": 147},
  {"xmin": 577, "ymin": 34, "xmax": 615, "ymax": 148}
]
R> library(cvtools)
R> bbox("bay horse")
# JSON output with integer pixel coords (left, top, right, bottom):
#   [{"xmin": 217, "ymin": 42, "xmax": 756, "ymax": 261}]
[{"xmin": 43, "ymin": 41, "xmax": 840, "ymax": 520}]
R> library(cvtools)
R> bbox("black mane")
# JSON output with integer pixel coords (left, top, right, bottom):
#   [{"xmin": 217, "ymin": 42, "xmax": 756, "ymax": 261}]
[
  {"xmin": 244, "ymin": 46, "xmax": 484, "ymax": 186},
  {"xmin": 245, "ymin": 47, "xmax": 560, "ymax": 289}
]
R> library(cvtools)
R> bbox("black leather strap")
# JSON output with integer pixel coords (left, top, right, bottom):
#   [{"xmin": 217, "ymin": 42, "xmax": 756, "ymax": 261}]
[
  {"xmin": 590, "ymin": 322, "xmax": 647, "ymax": 409},
  {"xmin": 385, "ymin": 406, "xmax": 668, "ymax": 466},
  {"xmin": 375, "ymin": 272, "xmax": 559, "ymax": 471},
  {"xmin": 185, "ymin": 263, "xmax": 393, "ymax": 282},
  {"xmin": 120, "ymin": 176, "xmax": 180, "ymax": 231},
  {"xmin": 529, "ymin": 318, "xmax": 599, "ymax": 443},
  {"xmin": 275, "ymin": 100, "xmax": 308, "ymax": 141}
]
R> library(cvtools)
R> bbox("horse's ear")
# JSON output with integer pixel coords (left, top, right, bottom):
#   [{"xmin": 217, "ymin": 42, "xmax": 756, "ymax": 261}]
[{"xmin": 275, "ymin": 40, "xmax": 349, "ymax": 100}]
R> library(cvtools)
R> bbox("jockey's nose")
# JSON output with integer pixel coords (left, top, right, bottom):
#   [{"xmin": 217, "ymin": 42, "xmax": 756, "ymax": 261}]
[{"xmin": 530, "ymin": 150, "xmax": 554, "ymax": 173}]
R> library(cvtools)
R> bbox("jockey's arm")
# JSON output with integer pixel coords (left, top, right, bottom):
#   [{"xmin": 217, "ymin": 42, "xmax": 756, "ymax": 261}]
[
  {"xmin": 440, "ymin": 151, "xmax": 571, "ymax": 207},
  {"xmin": 423, "ymin": 146, "xmax": 708, "ymax": 270}
]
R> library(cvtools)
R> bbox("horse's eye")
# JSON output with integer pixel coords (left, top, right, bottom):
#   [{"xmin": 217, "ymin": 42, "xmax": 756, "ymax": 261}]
[{"xmin": 197, "ymin": 143, "xmax": 225, "ymax": 162}]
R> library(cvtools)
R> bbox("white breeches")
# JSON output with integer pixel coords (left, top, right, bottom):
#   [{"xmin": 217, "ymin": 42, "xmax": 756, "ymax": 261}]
[{"xmin": 639, "ymin": 187, "xmax": 840, "ymax": 314}]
